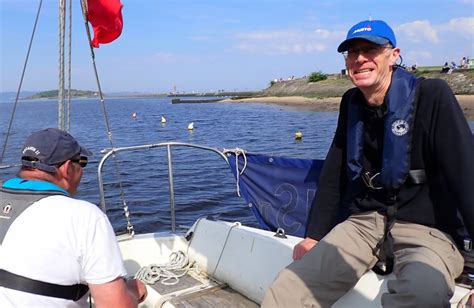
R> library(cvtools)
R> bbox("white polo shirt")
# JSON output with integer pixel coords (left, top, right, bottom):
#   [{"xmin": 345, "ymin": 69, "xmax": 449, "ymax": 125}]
[{"xmin": 0, "ymin": 193, "xmax": 127, "ymax": 307}]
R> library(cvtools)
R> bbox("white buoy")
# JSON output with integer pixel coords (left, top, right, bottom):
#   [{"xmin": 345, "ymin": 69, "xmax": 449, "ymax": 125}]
[
  {"xmin": 131, "ymin": 112, "xmax": 137, "ymax": 119},
  {"xmin": 295, "ymin": 131, "xmax": 303, "ymax": 140},
  {"xmin": 187, "ymin": 122, "xmax": 194, "ymax": 130},
  {"xmin": 161, "ymin": 116, "xmax": 167, "ymax": 123}
]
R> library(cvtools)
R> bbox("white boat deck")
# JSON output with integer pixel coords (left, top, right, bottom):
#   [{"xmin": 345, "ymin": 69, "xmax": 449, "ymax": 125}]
[{"xmin": 117, "ymin": 218, "xmax": 472, "ymax": 307}]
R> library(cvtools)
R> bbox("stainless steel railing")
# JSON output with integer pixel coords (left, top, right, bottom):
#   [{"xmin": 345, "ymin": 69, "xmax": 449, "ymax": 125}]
[{"xmin": 97, "ymin": 142, "xmax": 229, "ymax": 234}]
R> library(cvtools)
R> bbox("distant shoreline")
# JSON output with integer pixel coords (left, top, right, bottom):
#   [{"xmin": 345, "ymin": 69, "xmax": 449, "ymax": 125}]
[{"xmin": 222, "ymin": 95, "xmax": 474, "ymax": 121}]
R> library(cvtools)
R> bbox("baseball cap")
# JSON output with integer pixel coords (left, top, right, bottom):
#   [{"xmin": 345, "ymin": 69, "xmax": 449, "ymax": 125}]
[
  {"xmin": 21, "ymin": 128, "xmax": 92, "ymax": 173},
  {"xmin": 337, "ymin": 20, "xmax": 396, "ymax": 52}
]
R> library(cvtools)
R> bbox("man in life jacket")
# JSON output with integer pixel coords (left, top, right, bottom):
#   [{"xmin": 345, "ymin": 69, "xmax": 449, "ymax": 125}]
[
  {"xmin": 262, "ymin": 19, "xmax": 473, "ymax": 307},
  {"xmin": 0, "ymin": 128, "xmax": 147, "ymax": 307}
]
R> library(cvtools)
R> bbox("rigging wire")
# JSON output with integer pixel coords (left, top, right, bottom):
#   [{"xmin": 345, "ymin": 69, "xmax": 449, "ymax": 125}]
[
  {"xmin": 0, "ymin": 0, "xmax": 43, "ymax": 166},
  {"xmin": 67, "ymin": 0, "xmax": 72, "ymax": 131},
  {"xmin": 58, "ymin": 0, "xmax": 66, "ymax": 130},
  {"xmin": 80, "ymin": 0, "xmax": 135, "ymax": 236}
]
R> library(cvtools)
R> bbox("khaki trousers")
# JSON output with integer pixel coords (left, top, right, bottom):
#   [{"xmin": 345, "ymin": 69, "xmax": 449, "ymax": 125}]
[{"xmin": 262, "ymin": 211, "xmax": 464, "ymax": 308}]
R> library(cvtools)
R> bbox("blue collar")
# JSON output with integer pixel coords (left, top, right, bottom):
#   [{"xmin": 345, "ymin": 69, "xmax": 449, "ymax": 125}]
[{"xmin": 2, "ymin": 177, "xmax": 69, "ymax": 196}]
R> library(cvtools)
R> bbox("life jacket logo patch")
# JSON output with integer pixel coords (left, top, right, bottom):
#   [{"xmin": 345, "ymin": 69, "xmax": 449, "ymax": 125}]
[
  {"xmin": 3, "ymin": 204, "xmax": 12, "ymax": 215},
  {"xmin": 391, "ymin": 119, "xmax": 409, "ymax": 136}
]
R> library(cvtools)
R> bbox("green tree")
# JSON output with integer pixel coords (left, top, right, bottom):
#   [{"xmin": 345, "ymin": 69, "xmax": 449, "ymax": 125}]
[{"xmin": 308, "ymin": 71, "xmax": 327, "ymax": 82}]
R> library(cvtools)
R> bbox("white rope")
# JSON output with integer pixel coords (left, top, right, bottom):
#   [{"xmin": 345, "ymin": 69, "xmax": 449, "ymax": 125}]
[
  {"xmin": 223, "ymin": 148, "xmax": 248, "ymax": 197},
  {"xmin": 134, "ymin": 251, "xmax": 198, "ymax": 286}
]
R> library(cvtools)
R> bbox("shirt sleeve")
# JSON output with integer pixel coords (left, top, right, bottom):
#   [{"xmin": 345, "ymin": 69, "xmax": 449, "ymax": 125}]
[
  {"xmin": 305, "ymin": 90, "xmax": 351, "ymax": 240},
  {"xmin": 81, "ymin": 210, "xmax": 127, "ymax": 284},
  {"xmin": 428, "ymin": 79, "xmax": 474, "ymax": 238}
]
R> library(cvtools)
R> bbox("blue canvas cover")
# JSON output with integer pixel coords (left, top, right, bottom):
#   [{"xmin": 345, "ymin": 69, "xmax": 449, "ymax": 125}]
[{"xmin": 227, "ymin": 152, "xmax": 324, "ymax": 237}]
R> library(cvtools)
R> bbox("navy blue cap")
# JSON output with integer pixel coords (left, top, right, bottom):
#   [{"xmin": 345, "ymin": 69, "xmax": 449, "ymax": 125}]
[
  {"xmin": 337, "ymin": 20, "xmax": 396, "ymax": 52},
  {"xmin": 21, "ymin": 128, "xmax": 92, "ymax": 173}
]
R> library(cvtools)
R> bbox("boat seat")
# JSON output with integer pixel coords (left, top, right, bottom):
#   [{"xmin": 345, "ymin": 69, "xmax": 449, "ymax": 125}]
[
  {"xmin": 184, "ymin": 218, "xmax": 472, "ymax": 307},
  {"xmin": 185, "ymin": 218, "xmax": 300, "ymax": 304}
]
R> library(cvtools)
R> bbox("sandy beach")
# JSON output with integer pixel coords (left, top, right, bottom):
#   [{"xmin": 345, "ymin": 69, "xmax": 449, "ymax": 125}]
[{"xmin": 224, "ymin": 95, "xmax": 474, "ymax": 121}]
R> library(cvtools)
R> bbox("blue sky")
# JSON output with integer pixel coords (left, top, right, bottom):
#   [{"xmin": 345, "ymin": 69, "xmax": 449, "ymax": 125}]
[{"xmin": 1, "ymin": 0, "xmax": 473, "ymax": 93}]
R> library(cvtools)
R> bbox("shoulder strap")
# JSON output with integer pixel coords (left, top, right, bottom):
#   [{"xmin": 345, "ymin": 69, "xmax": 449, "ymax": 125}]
[
  {"xmin": 0, "ymin": 269, "xmax": 89, "ymax": 301},
  {"xmin": 0, "ymin": 188, "xmax": 65, "ymax": 244}
]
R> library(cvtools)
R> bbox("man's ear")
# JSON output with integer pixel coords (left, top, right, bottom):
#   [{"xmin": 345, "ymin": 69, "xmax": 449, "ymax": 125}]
[
  {"xmin": 389, "ymin": 47, "xmax": 401, "ymax": 66},
  {"xmin": 56, "ymin": 160, "xmax": 73, "ymax": 179}
]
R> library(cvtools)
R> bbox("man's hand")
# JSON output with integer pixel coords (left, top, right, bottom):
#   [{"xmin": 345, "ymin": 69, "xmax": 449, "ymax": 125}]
[{"xmin": 293, "ymin": 237, "xmax": 318, "ymax": 261}]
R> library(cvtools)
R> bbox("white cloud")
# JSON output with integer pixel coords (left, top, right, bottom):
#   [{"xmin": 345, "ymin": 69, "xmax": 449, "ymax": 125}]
[
  {"xmin": 397, "ymin": 17, "xmax": 474, "ymax": 46},
  {"xmin": 313, "ymin": 28, "xmax": 331, "ymax": 39},
  {"xmin": 234, "ymin": 29, "xmax": 340, "ymax": 55},
  {"xmin": 397, "ymin": 20, "xmax": 439, "ymax": 43},
  {"xmin": 404, "ymin": 50, "xmax": 433, "ymax": 64},
  {"xmin": 440, "ymin": 17, "xmax": 474, "ymax": 39},
  {"xmin": 397, "ymin": 17, "xmax": 473, "ymax": 67}
]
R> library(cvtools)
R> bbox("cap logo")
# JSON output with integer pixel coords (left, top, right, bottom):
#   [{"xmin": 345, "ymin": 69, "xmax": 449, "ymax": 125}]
[
  {"xmin": 353, "ymin": 25, "xmax": 372, "ymax": 34},
  {"xmin": 22, "ymin": 146, "xmax": 40, "ymax": 155},
  {"xmin": 391, "ymin": 119, "xmax": 409, "ymax": 136}
]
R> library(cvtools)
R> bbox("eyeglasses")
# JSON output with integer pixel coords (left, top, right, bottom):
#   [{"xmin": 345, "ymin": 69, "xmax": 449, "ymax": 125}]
[
  {"xmin": 57, "ymin": 156, "xmax": 88, "ymax": 168},
  {"xmin": 70, "ymin": 156, "xmax": 88, "ymax": 168},
  {"xmin": 342, "ymin": 45, "xmax": 392, "ymax": 59}
]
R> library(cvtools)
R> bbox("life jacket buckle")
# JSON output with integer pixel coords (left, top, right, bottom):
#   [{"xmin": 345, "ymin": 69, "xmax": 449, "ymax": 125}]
[{"xmin": 362, "ymin": 171, "xmax": 383, "ymax": 190}]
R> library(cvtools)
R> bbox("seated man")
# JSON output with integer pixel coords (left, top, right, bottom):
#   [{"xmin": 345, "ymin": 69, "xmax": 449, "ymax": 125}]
[
  {"xmin": 441, "ymin": 62, "xmax": 451, "ymax": 73},
  {"xmin": 0, "ymin": 128, "xmax": 147, "ymax": 307},
  {"xmin": 262, "ymin": 19, "xmax": 473, "ymax": 307}
]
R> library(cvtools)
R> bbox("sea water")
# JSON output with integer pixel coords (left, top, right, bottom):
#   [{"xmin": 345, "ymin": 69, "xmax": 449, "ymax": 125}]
[{"xmin": 0, "ymin": 97, "xmax": 338, "ymax": 234}]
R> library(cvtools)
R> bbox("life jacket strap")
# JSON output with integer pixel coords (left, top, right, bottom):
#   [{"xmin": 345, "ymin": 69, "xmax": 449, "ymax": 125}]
[
  {"xmin": 0, "ymin": 269, "xmax": 89, "ymax": 301},
  {"xmin": 408, "ymin": 169, "xmax": 427, "ymax": 184},
  {"xmin": 362, "ymin": 169, "xmax": 427, "ymax": 191},
  {"xmin": 372, "ymin": 194, "xmax": 398, "ymax": 275}
]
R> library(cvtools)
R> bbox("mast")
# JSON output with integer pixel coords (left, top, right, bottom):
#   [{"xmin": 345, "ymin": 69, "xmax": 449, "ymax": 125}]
[{"xmin": 58, "ymin": 0, "xmax": 66, "ymax": 130}]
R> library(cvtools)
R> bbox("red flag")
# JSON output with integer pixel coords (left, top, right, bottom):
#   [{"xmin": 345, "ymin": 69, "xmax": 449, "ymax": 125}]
[{"xmin": 87, "ymin": 0, "xmax": 123, "ymax": 48}]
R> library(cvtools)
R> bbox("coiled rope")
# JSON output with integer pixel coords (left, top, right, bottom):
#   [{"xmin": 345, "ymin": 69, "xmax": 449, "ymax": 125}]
[{"xmin": 134, "ymin": 251, "xmax": 199, "ymax": 286}]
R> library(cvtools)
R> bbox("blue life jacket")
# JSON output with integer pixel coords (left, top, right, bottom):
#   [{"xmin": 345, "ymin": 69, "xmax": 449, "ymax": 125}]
[
  {"xmin": 346, "ymin": 68, "xmax": 421, "ymax": 192},
  {"xmin": 344, "ymin": 67, "xmax": 424, "ymax": 275}
]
